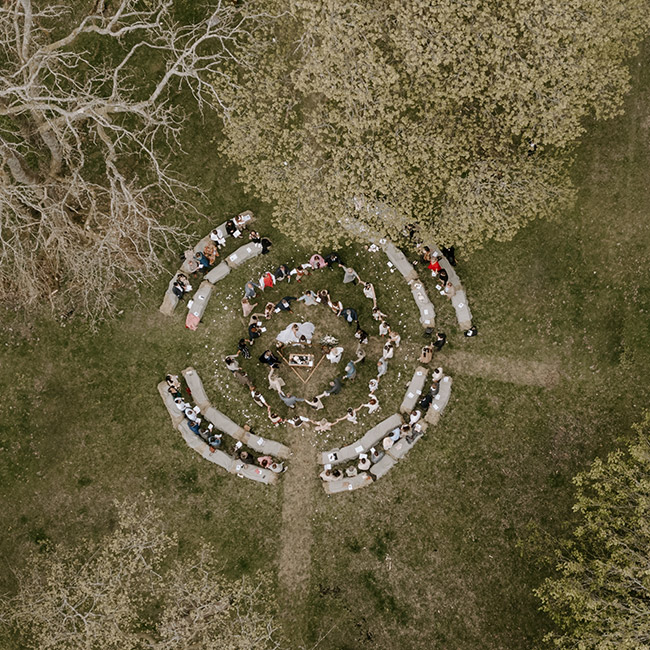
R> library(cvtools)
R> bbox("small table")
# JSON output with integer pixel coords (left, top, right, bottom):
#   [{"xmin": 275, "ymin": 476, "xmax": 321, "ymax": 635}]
[{"xmin": 288, "ymin": 353, "xmax": 315, "ymax": 368}]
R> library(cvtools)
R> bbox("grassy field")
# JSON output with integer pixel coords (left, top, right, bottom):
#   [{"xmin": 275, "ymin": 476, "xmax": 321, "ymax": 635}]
[{"xmin": 1, "ymin": 33, "xmax": 650, "ymax": 650}]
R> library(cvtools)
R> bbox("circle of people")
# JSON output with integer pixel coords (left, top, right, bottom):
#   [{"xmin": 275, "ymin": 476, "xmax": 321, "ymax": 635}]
[{"xmin": 220, "ymin": 252, "xmax": 446, "ymax": 432}]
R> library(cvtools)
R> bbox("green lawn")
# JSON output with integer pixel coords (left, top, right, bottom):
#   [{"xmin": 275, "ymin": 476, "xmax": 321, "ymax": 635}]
[{"xmin": 1, "ymin": 39, "xmax": 650, "ymax": 650}]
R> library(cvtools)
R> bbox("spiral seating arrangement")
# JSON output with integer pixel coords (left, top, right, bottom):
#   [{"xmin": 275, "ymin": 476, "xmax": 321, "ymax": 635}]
[{"xmin": 157, "ymin": 213, "xmax": 468, "ymax": 492}]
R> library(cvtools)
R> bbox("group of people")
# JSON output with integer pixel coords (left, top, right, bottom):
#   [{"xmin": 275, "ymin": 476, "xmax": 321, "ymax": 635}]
[
  {"xmin": 221, "ymin": 255, "xmax": 398, "ymax": 429},
  {"xmin": 164, "ymin": 373, "xmax": 284, "ymax": 472},
  {"xmin": 319, "ymin": 408, "xmax": 425, "ymax": 483}
]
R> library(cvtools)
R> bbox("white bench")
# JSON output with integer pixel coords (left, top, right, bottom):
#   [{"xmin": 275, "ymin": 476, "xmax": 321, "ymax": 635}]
[
  {"xmin": 204, "ymin": 260, "xmax": 230, "ymax": 284},
  {"xmin": 240, "ymin": 429, "xmax": 291, "ymax": 460},
  {"xmin": 425, "ymin": 375, "xmax": 453, "ymax": 425},
  {"xmin": 451, "ymin": 290, "xmax": 473, "ymax": 330},
  {"xmin": 409, "ymin": 280, "xmax": 435, "ymax": 327},
  {"xmin": 370, "ymin": 454, "xmax": 397, "ymax": 479},
  {"xmin": 226, "ymin": 242, "xmax": 263, "ymax": 269},
  {"xmin": 186, "ymin": 280, "xmax": 213, "ymax": 323},
  {"xmin": 234, "ymin": 462, "xmax": 278, "ymax": 485},
  {"xmin": 383, "ymin": 241, "xmax": 418, "ymax": 282},
  {"xmin": 400, "ymin": 367, "xmax": 428, "ymax": 413},
  {"xmin": 205, "ymin": 406, "xmax": 247, "ymax": 439},
  {"xmin": 181, "ymin": 367, "xmax": 211, "ymax": 412},
  {"xmin": 323, "ymin": 472, "xmax": 372, "ymax": 493}
]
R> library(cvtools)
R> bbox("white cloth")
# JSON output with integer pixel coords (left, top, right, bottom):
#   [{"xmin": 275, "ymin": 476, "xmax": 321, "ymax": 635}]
[{"xmin": 276, "ymin": 321, "xmax": 315, "ymax": 345}]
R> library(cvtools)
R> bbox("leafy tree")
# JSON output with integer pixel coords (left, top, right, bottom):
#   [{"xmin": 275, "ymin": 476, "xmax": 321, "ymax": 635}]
[
  {"xmin": 535, "ymin": 413, "xmax": 650, "ymax": 650},
  {"xmin": 0, "ymin": 0, "xmax": 264, "ymax": 321},
  {"xmin": 221, "ymin": 0, "xmax": 650, "ymax": 250},
  {"xmin": 0, "ymin": 499, "xmax": 280, "ymax": 650}
]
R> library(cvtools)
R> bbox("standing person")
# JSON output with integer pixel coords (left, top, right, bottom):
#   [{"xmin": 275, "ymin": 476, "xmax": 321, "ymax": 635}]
[
  {"xmin": 343, "ymin": 360, "xmax": 357, "ymax": 381},
  {"xmin": 322, "ymin": 377, "xmax": 342, "ymax": 396},
  {"xmin": 340, "ymin": 265, "xmax": 360, "ymax": 284},
  {"xmin": 224, "ymin": 356, "xmax": 240, "ymax": 372},
  {"xmin": 372, "ymin": 307, "xmax": 387, "ymax": 321},
  {"xmin": 237, "ymin": 338, "xmax": 251, "ymax": 359},
  {"xmin": 298, "ymin": 290, "xmax": 319, "ymax": 306},
  {"xmin": 324, "ymin": 252, "xmax": 343, "ymax": 267},
  {"xmin": 441, "ymin": 245, "xmax": 456, "ymax": 266},
  {"xmin": 418, "ymin": 344, "xmax": 433, "ymax": 364},
  {"xmin": 341, "ymin": 307, "xmax": 358, "ymax": 324},
  {"xmin": 377, "ymin": 358, "xmax": 388, "ymax": 378},
  {"xmin": 378, "ymin": 320, "xmax": 390, "ymax": 337},
  {"xmin": 244, "ymin": 280, "xmax": 258, "ymax": 299},
  {"xmin": 259, "ymin": 349, "xmax": 280, "ymax": 368},
  {"xmin": 306, "ymin": 395, "xmax": 325, "ymax": 410},
  {"xmin": 241, "ymin": 297, "xmax": 257, "ymax": 317},
  {"xmin": 268, "ymin": 368, "xmax": 285, "ymax": 393},
  {"xmin": 433, "ymin": 332, "xmax": 447, "ymax": 351},
  {"xmin": 363, "ymin": 282, "xmax": 377, "ymax": 306},
  {"xmin": 279, "ymin": 392, "xmax": 304, "ymax": 408},
  {"xmin": 368, "ymin": 378, "xmax": 379, "ymax": 393}
]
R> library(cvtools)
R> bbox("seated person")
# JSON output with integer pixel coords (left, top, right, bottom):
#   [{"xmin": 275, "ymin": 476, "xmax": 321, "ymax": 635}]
[
  {"xmin": 171, "ymin": 274, "xmax": 192, "ymax": 300},
  {"xmin": 188, "ymin": 419, "xmax": 201, "ymax": 434},
  {"xmin": 168, "ymin": 385, "xmax": 182, "ymax": 400},
  {"xmin": 259, "ymin": 350, "xmax": 280, "ymax": 368},
  {"xmin": 432, "ymin": 367, "xmax": 444, "ymax": 382},
  {"xmin": 208, "ymin": 432, "xmax": 222, "ymax": 448},
  {"xmin": 257, "ymin": 455, "xmax": 274, "ymax": 469},
  {"xmin": 225, "ymin": 219, "xmax": 241, "ymax": 237},
  {"xmin": 369, "ymin": 447, "xmax": 384, "ymax": 463},
  {"xmin": 249, "ymin": 230, "xmax": 272, "ymax": 253},
  {"xmin": 204, "ymin": 242, "xmax": 219, "ymax": 264},
  {"xmin": 345, "ymin": 465, "xmax": 358, "ymax": 477},
  {"xmin": 358, "ymin": 454, "xmax": 371, "ymax": 471},
  {"xmin": 166, "ymin": 374, "xmax": 181, "ymax": 390},
  {"xmin": 174, "ymin": 396, "xmax": 190, "ymax": 411},
  {"xmin": 196, "ymin": 423, "xmax": 214, "ymax": 444},
  {"xmin": 194, "ymin": 250, "xmax": 211, "ymax": 272},
  {"xmin": 210, "ymin": 227, "xmax": 226, "ymax": 248}
]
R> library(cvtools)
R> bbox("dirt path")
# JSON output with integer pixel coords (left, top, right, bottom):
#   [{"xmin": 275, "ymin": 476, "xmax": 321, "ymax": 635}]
[
  {"xmin": 401, "ymin": 343, "xmax": 562, "ymax": 387},
  {"xmin": 442, "ymin": 350, "xmax": 562, "ymax": 387},
  {"xmin": 277, "ymin": 426, "xmax": 318, "ymax": 641}
]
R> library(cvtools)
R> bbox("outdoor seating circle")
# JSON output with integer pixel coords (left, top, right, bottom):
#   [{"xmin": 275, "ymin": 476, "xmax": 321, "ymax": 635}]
[{"xmin": 158, "ymin": 210, "xmax": 466, "ymax": 492}]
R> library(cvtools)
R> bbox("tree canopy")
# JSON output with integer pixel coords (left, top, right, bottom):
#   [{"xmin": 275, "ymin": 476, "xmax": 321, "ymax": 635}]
[
  {"xmin": 535, "ymin": 413, "xmax": 650, "ymax": 650},
  {"xmin": 221, "ymin": 0, "xmax": 650, "ymax": 249},
  {"xmin": 0, "ymin": 499, "xmax": 280, "ymax": 650}
]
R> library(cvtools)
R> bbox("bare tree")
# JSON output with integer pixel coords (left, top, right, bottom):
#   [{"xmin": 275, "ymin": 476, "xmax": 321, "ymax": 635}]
[{"xmin": 0, "ymin": 0, "xmax": 264, "ymax": 321}]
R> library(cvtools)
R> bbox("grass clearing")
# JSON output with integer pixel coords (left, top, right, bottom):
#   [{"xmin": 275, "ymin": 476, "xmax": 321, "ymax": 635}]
[{"xmin": 2, "ymin": 38, "xmax": 650, "ymax": 650}]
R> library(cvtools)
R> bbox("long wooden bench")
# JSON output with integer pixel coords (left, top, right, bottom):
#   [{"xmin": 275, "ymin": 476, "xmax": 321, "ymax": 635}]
[
  {"xmin": 409, "ymin": 280, "xmax": 435, "ymax": 327},
  {"xmin": 181, "ymin": 367, "xmax": 211, "ymax": 412},
  {"xmin": 226, "ymin": 242, "xmax": 263, "ymax": 269},
  {"xmin": 204, "ymin": 260, "xmax": 230, "ymax": 284},
  {"xmin": 320, "ymin": 413, "xmax": 403, "ymax": 466},
  {"xmin": 451, "ymin": 290, "xmax": 473, "ymax": 330},
  {"xmin": 185, "ymin": 280, "xmax": 213, "ymax": 329},
  {"xmin": 369, "ymin": 454, "xmax": 397, "ymax": 479},
  {"xmin": 383, "ymin": 241, "xmax": 418, "ymax": 283},
  {"xmin": 204, "ymin": 406, "xmax": 246, "ymax": 438},
  {"xmin": 400, "ymin": 367, "xmax": 428, "ymax": 413},
  {"xmin": 323, "ymin": 472, "xmax": 373, "ymax": 493},
  {"xmin": 425, "ymin": 375, "xmax": 453, "ymax": 425}
]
